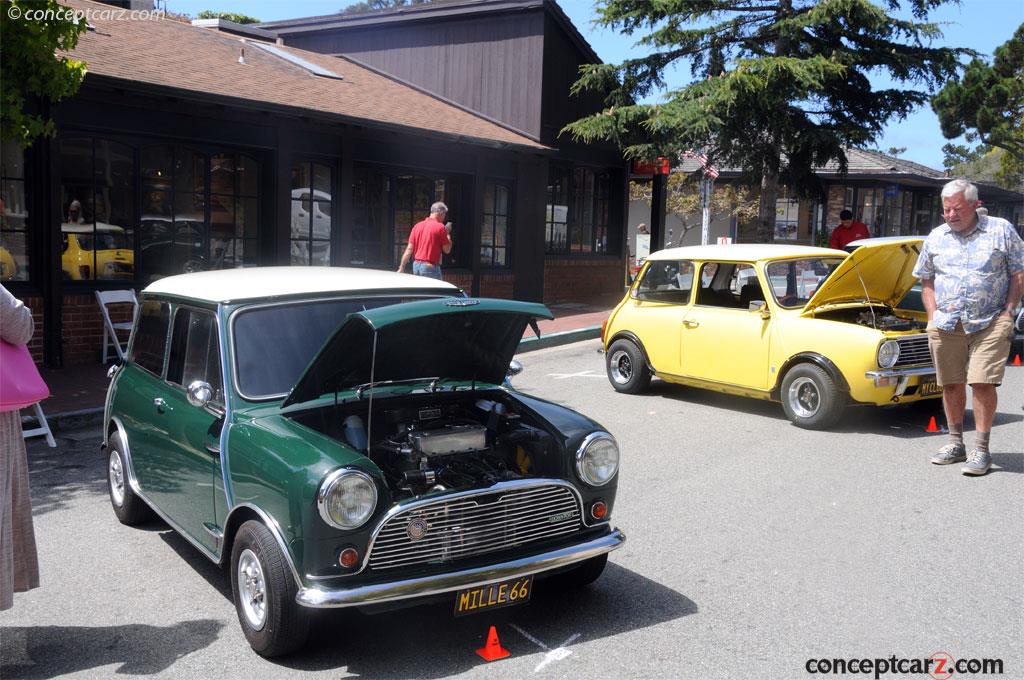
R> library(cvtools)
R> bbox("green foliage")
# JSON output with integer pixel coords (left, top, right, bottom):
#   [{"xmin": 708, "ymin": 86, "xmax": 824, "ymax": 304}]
[
  {"xmin": 886, "ymin": 147, "xmax": 907, "ymax": 157},
  {"xmin": 941, "ymin": 142, "xmax": 990, "ymax": 169},
  {"xmin": 932, "ymin": 24, "xmax": 1024, "ymax": 178},
  {"xmin": 341, "ymin": 0, "xmax": 432, "ymax": 14},
  {"xmin": 195, "ymin": 10, "xmax": 261, "ymax": 24},
  {"xmin": 0, "ymin": 0, "xmax": 88, "ymax": 146},
  {"xmin": 565, "ymin": 0, "xmax": 967, "ymax": 240}
]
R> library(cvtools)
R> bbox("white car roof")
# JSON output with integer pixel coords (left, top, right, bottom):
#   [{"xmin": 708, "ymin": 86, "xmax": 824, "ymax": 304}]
[
  {"xmin": 143, "ymin": 266, "xmax": 459, "ymax": 303},
  {"xmin": 648, "ymin": 243, "xmax": 846, "ymax": 262}
]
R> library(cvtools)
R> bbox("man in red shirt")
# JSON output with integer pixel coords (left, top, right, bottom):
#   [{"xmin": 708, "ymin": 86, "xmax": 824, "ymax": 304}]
[
  {"xmin": 829, "ymin": 209, "xmax": 870, "ymax": 249},
  {"xmin": 397, "ymin": 201, "xmax": 452, "ymax": 279}
]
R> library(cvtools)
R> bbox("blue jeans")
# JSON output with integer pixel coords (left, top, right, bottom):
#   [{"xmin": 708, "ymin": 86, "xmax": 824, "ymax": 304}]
[{"xmin": 413, "ymin": 261, "xmax": 443, "ymax": 279}]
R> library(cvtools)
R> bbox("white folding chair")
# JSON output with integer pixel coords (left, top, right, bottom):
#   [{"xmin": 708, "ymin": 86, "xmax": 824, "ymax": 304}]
[
  {"xmin": 22, "ymin": 403, "xmax": 57, "ymax": 448},
  {"xmin": 95, "ymin": 289, "xmax": 137, "ymax": 363}
]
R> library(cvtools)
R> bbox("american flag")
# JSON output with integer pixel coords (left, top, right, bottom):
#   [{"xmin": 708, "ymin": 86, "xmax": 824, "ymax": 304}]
[{"xmin": 681, "ymin": 150, "xmax": 719, "ymax": 180}]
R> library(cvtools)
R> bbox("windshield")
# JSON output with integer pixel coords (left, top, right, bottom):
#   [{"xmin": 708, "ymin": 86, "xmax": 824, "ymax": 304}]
[
  {"xmin": 233, "ymin": 295, "xmax": 448, "ymax": 399},
  {"xmin": 77, "ymin": 232, "xmax": 129, "ymax": 251},
  {"xmin": 764, "ymin": 257, "xmax": 845, "ymax": 309}
]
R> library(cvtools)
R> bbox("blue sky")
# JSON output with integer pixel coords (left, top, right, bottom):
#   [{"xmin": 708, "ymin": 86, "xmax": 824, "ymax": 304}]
[{"xmin": 165, "ymin": 0, "xmax": 1023, "ymax": 170}]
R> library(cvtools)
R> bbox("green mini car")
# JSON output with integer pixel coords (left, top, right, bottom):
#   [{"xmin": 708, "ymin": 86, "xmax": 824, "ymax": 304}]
[{"xmin": 103, "ymin": 266, "xmax": 624, "ymax": 657}]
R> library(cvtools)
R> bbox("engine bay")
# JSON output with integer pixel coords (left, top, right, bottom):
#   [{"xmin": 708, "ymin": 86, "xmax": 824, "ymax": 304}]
[
  {"xmin": 293, "ymin": 393, "xmax": 557, "ymax": 500},
  {"xmin": 816, "ymin": 305, "xmax": 927, "ymax": 331}
]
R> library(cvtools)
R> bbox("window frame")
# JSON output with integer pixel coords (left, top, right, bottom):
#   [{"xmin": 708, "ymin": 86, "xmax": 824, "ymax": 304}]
[
  {"xmin": 481, "ymin": 179, "xmax": 513, "ymax": 269},
  {"xmin": 289, "ymin": 158, "xmax": 336, "ymax": 266}
]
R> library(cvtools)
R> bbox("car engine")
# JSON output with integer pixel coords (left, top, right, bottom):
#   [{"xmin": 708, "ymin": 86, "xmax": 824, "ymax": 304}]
[
  {"xmin": 344, "ymin": 399, "xmax": 553, "ymax": 499},
  {"xmin": 855, "ymin": 310, "xmax": 926, "ymax": 331}
]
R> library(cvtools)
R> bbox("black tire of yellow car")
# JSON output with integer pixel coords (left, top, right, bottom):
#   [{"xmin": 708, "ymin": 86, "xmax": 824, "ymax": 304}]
[
  {"xmin": 780, "ymin": 363, "xmax": 844, "ymax": 430},
  {"xmin": 606, "ymin": 339, "xmax": 651, "ymax": 394},
  {"xmin": 555, "ymin": 553, "xmax": 608, "ymax": 588},
  {"xmin": 107, "ymin": 436, "xmax": 153, "ymax": 526},
  {"xmin": 230, "ymin": 520, "xmax": 310, "ymax": 658}
]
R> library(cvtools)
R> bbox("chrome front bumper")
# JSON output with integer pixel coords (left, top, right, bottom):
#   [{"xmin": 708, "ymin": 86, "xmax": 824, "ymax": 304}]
[
  {"xmin": 295, "ymin": 528, "xmax": 625, "ymax": 609},
  {"xmin": 865, "ymin": 365, "xmax": 936, "ymax": 396}
]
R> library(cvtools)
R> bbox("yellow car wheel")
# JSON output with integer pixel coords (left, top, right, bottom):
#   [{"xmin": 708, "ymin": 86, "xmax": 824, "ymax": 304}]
[
  {"xmin": 780, "ymin": 363, "xmax": 844, "ymax": 430},
  {"xmin": 606, "ymin": 339, "xmax": 651, "ymax": 394}
]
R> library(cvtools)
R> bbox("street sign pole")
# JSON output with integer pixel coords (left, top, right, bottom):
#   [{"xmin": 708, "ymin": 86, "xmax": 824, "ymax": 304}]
[{"xmin": 700, "ymin": 175, "xmax": 713, "ymax": 245}]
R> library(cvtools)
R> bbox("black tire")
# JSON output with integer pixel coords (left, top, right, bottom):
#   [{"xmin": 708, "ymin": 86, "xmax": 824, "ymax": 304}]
[
  {"xmin": 557, "ymin": 554, "xmax": 608, "ymax": 588},
  {"xmin": 107, "ymin": 435, "xmax": 153, "ymax": 526},
  {"xmin": 779, "ymin": 363, "xmax": 844, "ymax": 430},
  {"xmin": 606, "ymin": 339, "xmax": 651, "ymax": 394},
  {"xmin": 231, "ymin": 520, "xmax": 310, "ymax": 658}
]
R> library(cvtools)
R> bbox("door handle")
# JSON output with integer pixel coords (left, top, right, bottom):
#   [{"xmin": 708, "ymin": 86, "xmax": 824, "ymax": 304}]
[
  {"xmin": 683, "ymin": 319, "xmax": 699, "ymax": 328},
  {"xmin": 153, "ymin": 397, "xmax": 171, "ymax": 413}
]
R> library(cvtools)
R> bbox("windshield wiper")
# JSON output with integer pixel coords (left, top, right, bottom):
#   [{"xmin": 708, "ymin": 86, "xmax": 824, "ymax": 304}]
[{"xmin": 355, "ymin": 377, "xmax": 441, "ymax": 400}]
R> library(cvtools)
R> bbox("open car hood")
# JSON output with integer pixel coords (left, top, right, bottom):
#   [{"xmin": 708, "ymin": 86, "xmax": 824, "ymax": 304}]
[
  {"xmin": 282, "ymin": 297, "xmax": 553, "ymax": 407},
  {"xmin": 802, "ymin": 237, "xmax": 923, "ymax": 315}
]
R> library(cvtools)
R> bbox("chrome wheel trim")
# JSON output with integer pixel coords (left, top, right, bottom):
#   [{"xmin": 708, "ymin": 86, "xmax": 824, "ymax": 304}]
[
  {"xmin": 787, "ymin": 376, "xmax": 821, "ymax": 418},
  {"xmin": 237, "ymin": 548, "xmax": 268, "ymax": 630},
  {"xmin": 108, "ymin": 450, "xmax": 125, "ymax": 507},
  {"xmin": 609, "ymin": 349, "xmax": 633, "ymax": 385}
]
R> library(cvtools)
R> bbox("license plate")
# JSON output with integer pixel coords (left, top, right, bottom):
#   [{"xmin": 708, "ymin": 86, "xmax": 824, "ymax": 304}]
[
  {"xmin": 454, "ymin": 576, "xmax": 533, "ymax": 616},
  {"xmin": 919, "ymin": 381, "xmax": 942, "ymax": 396}
]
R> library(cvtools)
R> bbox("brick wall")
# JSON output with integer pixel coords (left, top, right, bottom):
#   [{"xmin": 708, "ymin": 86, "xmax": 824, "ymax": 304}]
[
  {"xmin": 443, "ymin": 271, "xmax": 473, "ymax": 293},
  {"xmin": 825, "ymin": 185, "xmax": 847, "ymax": 228},
  {"xmin": 20, "ymin": 295, "xmax": 45, "ymax": 364},
  {"xmin": 543, "ymin": 258, "xmax": 624, "ymax": 304},
  {"xmin": 62, "ymin": 294, "xmax": 133, "ymax": 366},
  {"xmin": 479, "ymin": 272, "xmax": 514, "ymax": 299}
]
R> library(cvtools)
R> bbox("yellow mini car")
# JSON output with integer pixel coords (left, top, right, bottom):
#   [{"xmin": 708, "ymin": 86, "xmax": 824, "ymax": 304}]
[
  {"xmin": 602, "ymin": 238, "xmax": 939, "ymax": 429},
  {"xmin": 62, "ymin": 223, "xmax": 134, "ymax": 280},
  {"xmin": 0, "ymin": 245, "xmax": 16, "ymax": 280}
]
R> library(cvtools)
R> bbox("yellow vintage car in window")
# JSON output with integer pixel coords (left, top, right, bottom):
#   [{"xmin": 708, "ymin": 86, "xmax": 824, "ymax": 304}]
[
  {"xmin": 62, "ymin": 223, "xmax": 134, "ymax": 280},
  {"xmin": 602, "ymin": 238, "xmax": 939, "ymax": 429}
]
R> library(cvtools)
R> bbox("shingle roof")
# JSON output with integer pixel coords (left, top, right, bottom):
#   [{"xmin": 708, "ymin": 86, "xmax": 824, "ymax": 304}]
[
  {"xmin": 63, "ymin": 0, "xmax": 547, "ymax": 151},
  {"xmin": 669, "ymin": 147, "xmax": 945, "ymax": 179}
]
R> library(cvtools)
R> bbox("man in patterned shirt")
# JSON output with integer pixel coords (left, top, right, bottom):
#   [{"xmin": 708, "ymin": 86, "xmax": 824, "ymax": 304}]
[{"xmin": 913, "ymin": 179, "xmax": 1024, "ymax": 476}]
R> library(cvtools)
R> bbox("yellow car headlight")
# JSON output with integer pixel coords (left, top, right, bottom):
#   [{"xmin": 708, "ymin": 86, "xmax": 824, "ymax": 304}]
[{"xmin": 877, "ymin": 340, "xmax": 900, "ymax": 368}]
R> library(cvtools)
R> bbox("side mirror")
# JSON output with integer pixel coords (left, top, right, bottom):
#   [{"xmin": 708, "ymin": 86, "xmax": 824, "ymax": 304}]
[
  {"xmin": 186, "ymin": 380, "xmax": 214, "ymax": 408},
  {"xmin": 507, "ymin": 359, "xmax": 523, "ymax": 378},
  {"xmin": 750, "ymin": 301, "xmax": 770, "ymax": 319}
]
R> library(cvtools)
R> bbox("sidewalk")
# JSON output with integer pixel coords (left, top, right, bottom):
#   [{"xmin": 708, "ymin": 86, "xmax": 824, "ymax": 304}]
[{"xmin": 27, "ymin": 296, "xmax": 618, "ymax": 435}]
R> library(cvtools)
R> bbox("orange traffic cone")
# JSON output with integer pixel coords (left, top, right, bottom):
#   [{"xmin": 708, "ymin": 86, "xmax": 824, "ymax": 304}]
[
  {"xmin": 1012, "ymin": 354, "xmax": 1022, "ymax": 366},
  {"xmin": 925, "ymin": 416, "xmax": 941, "ymax": 433},
  {"xmin": 476, "ymin": 625, "xmax": 511, "ymax": 662}
]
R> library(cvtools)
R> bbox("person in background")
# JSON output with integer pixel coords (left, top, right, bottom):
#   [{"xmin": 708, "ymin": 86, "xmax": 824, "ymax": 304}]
[
  {"xmin": 914, "ymin": 179, "xmax": 1024, "ymax": 476},
  {"xmin": 1, "ymin": 284, "xmax": 40, "ymax": 610},
  {"xmin": 66, "ymin": 199, "xmax": 84, "ymax": 224},
  {"xmin": 397, "ymin": 201, "xmax": 452, "ymax": 279},
  {"xmin": 829, "ymin": 209, "xmax": 870, "ymax": 249}
]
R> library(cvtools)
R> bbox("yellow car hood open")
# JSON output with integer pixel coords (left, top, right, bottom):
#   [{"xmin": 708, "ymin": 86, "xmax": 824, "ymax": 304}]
[{"xmin": 802, "ymin": 237, "xmax": 923, "ymax": 315}]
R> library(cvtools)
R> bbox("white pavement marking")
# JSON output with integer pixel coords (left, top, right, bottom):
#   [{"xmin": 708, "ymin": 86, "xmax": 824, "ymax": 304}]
[
  {"xmin": 547, "ymin": 370, "xmax": 605, "ymax": 379},
  {"xmin": 509, "ymin": 624, "xmax": 581, "ymax": 673}
]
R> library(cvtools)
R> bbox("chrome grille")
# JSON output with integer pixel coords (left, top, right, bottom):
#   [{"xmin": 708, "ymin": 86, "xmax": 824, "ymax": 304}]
[
  {"xmin": 895, "ymin": 335, "xmax": 931, "ymax": 367},
  {"xmin": 368, "ymin": 484, "xmax": 582, "ymax": 571}
]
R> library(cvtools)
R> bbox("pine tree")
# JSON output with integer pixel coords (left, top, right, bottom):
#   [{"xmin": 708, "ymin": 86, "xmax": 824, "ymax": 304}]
[{"xmin": 564, "ymin": 0, "xmax": 966, "ymax": 241}]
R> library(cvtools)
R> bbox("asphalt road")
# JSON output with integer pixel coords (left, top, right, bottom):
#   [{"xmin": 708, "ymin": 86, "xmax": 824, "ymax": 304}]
[{"xmin": 3, "ymin": 340, "xmax": 1022, "ymax": 679}]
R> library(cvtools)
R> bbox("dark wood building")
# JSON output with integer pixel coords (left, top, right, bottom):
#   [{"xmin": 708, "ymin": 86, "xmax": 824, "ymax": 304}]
[{"xmin": 2, "ymin": 0, "xmax": 628, "ymax": 368}]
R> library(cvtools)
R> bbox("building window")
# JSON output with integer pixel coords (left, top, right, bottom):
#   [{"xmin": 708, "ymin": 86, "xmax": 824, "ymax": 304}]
[
  {"xmin": 545, "ymin": 166, "xmax": 569, "ymax": 253},
  {"xmin": 60, "ymin": 138, "xmax": 136, "ymax": 281},
  {"xmin": 351, "ymin": 165, "xmax": 465, "ymax": 269},
  {"xmin": 140, "ymin": 145, "xmax": 259, "ymax": 282},
  {"xmin": 855, "ymin": 188, "xmax": 883, "ymax": 235},
  {"xmin": 351, "ymin": 167, "xmax": 390, "ymax": 267},
  {"xmin": 1, "ymin": 143, "xmax": 28, "ymax": 281},
  {"xmin": 290, "ymin": 161, "xmax": 333, "ymax": 266},
  {"xmin": 775, "ymin": 196, "xmax": 800, "ymax": 240},
  {"xmin": 481, "ymin": 180, "xmax": 511, "ymax": 267},
  {"xmin": 547, "ymin": 166, "xmax": 610, "ymax": 255}
]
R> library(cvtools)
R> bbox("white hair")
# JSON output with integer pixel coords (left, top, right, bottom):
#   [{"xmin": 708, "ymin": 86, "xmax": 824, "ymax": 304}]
[
  {"xmin": 941, "ymin": 179, "xmax": 978, "ymax": 203},
  {"xmin": 430, "ymin": 201, "xmax": 448, "ymax": 215}
]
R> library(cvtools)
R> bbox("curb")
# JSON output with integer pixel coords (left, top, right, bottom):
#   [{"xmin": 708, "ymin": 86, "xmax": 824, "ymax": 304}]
[{"xmin": 517, "ymin": 326, "xmax": 601, "ymax": 353}]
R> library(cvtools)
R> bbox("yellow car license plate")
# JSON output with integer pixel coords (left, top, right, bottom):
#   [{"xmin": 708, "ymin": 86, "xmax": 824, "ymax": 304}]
[
  {"xmin": 454, "ymin": 576, "xmax": 533, "ymax": 616},
  {"xmin": 920, "ymin": 381, "xmax": 942, "ymax": 396}
]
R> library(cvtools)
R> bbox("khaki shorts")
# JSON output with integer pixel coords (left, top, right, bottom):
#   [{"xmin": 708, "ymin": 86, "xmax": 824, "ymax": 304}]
[{"xmin": 928, "ymin": 315, "xmax": 1014, "ymax": 386}]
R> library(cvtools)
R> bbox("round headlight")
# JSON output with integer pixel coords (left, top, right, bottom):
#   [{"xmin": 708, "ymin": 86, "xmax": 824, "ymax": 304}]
[
  {"xmin": 575, "ymin": 432, "xmax": 619, "ymax": 486},
  {"xmin": 878, "ymin": 340, "xmax": 900, "ymax": 368},
  {"xmin": 317, "ymin": 469, "xmax": 378, "ymax": 530}
]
